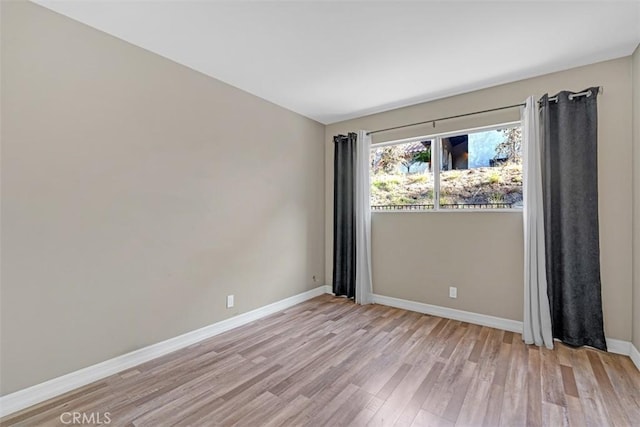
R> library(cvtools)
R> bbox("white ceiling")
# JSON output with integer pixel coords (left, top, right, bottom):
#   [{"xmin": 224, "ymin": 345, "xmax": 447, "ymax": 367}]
[{"xmin": 34, "ymin": 1, "xmax": 640, "ymax": 124}]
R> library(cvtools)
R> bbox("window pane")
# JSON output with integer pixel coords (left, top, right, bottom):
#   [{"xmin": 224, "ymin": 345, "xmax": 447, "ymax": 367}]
[
  {"xmin": 439, "ymin": 127, "xmax": 522, "ymax": 209},
  {"xmin": 370, "ymin": 140, "xmax": 434, "ymax": 211}
]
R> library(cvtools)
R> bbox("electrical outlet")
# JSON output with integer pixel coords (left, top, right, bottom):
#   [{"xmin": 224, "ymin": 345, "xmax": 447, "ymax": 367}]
[
  {"xmin": 226, "ymin": 295, "xmax": 234, "ymax": 308},
  {"xmin": 449, "ymin": 287, "xmax": 457, "ymax": 299}
]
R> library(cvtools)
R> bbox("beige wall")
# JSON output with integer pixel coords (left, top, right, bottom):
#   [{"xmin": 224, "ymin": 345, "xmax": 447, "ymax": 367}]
[
  {"xmin": 633, "ymin": 44, "xmax": 640, "ymax": 350},
  {"xmin": 326, "ymin": 58, "xmax": 634, "ymax": 340},
  {"xmin": 0, "ymin": 1, "xmax": 325, "ymax": 395}
]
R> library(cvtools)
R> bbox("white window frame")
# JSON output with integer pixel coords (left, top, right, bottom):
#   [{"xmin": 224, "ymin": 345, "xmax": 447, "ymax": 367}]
[{"xmin": 371, "ymin": 120, "xmax": 523, "ymax": 213}]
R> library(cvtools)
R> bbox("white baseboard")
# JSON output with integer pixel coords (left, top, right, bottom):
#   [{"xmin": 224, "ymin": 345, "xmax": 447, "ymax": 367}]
[
  {"xmin": 605, "ymin": 338, "xmax": 631, "ymax": 357},
  {"xmin": 630, "ymin": 343, "xmax": 640, "ymax": 371},
  {"xmin": 370, "ymin": 293, "xmax": 637, "ymax": 364},
  {"xmin": 0, "ymin": 285, "xmax": 327, "ymax": 418},
  {"xmin": 371, "ymin": 293, "xmax": 523, "ymax": 333}
]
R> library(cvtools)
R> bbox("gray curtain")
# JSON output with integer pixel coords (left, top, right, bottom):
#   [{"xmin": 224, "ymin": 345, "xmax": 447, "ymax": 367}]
[
  {"xmin": 333, "ymin": 133, "xmax": 357, "ymax": 298},
  {"xmin": 540, "ymin": 87, "xmax": 606, "ymax": 351}
]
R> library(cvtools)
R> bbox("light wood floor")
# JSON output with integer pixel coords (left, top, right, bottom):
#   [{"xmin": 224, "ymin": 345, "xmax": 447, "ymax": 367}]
[{"xmin": 2, "ymin": 294, "xmax": 639, "ymax": 426}]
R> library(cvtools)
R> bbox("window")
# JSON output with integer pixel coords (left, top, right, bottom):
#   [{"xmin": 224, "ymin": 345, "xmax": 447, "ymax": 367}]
[{"xmin": 370, "ymin": 123, "xmax": 523, "ymax": 211}]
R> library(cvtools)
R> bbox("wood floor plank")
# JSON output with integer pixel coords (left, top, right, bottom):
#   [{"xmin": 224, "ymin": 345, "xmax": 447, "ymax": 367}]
[
  {"xmin": 541, "ymin": 346, "xmax": 567, "ymax": 407},
  {"xmin": 427, "ymin": 320, "xmax": 457, "ymax": 357},
  {"xmin": 492, "ymin": 339, "xmax": 513, "ymax": 387},
  {"xmin": 323, "ymin": 387, "xmax": 374, "ymax": 427},
  {"xmin": 499, "ymin": 336, "xmax": 529, "ymax": 427},
  {"xmin": 421, "ymin": 324, "xmax": 476, "ymax": 419},
  {"xmin": 217, "ymin": 390, "xmax": 278, "ymax": 426},
  {"xmin": 2, "ymin": 294, "xmax": 638, "ymax": 427},
  {"xmin": 586, "ymin": 350, "xmax": 632, "ymax": 426},
  {"xmin": 411, "ymin": 409, "xmax": 454, "ymax": 427},
  {"xmin": 619, "ymin": 355, "xmax": 640, "ymax": 390},
  {"xmin": 121, "ymin": 355, "xmax": 253, "ymax": 425},
  {"xmin": 393, "ymin": 361, "xmax": 444, "ymax": 427},
  {"xmin": 262, "ymin": 395, "xmax": 310, "ymax": 427},
  {"xmin": 481, "ymin": 384, "xmax": 505, "ymax": 427},
  {"xmin": 572, "ymin": 349, "xmax": 612, "ymax": 427},
  {"xmin": 360, "ymin": 356, "xmax": 404, "ymax": 395},
  {"xmin": 557, "ymin": 342, "xmax": 575, "ymax": 366},
  {"xmin": 350, "ymin": 395, "xmax": 385, "ymax": 427},
  {"xmin": 467, "ymin": 327, "xmax": 489, "ymax": 363},
  {"xmin": 368, "ymin": 359, "xmax": 435, "ymax": 426},
  {"xmin": 395, "ymin": 320, "xmax": 442, "ymax": 366},
  {"xmin": 233, "ymin": 392, "xmax": 285, "ymax": 426},
  {"xmin": 440, "ymin": 361, "xmax": 476, "ymax": 423},
  {"xmin": 560, "ymin": 364, "xmax": 579, "ymax": 398},
  {"xmin": 476, "ymin": 328, "xmax": 503, "ymax": 383},
  {"xmin": 438, "ymin": 322, "xmax": 466, "ymax": 359},
  {"xmin": 376, "ymin": 363, "xmax": 412, "ymax": 400},
  {"xmin": 565, "ymin": 395, "xmax": 588, "ymax": 427},
  {"xmin": 454, "ymin": 371, "xmax": 492, "ymax": 426},
  {"xmin": 293, "ymin": 382, "xmax": 359, "ymax": 426},
  {"xmin": 542, "ymin": 401, "xmax": 569, "ymax": 427},
  {"xmin": 599, "ymin": 351, "xmax": 640, "ymax": 422},
  {"xmin": 526, "ymin": 346, "xmax": 543, "ymax": 427}
]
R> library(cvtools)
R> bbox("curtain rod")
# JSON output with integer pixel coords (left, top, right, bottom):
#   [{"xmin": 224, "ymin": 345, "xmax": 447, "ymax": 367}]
[
  {"xmin": 367, "ymin": 86, "xmax": 603, "ymax": 136},
  {"xmin": 367, "ymin": 103, "xmax": 525, "ymax": 136},
  {"xmin": 545, "ymin": 86, "xmax": 602, "ymax": 103}
]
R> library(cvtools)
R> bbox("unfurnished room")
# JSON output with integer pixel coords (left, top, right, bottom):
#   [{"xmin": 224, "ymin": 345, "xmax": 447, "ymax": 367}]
[{"xmin": 1, "ymin": 1, "xmax": 640, "ymax": 426}]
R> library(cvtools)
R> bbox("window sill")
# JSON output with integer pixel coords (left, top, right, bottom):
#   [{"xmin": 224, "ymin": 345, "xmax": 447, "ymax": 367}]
[{"xmin": 371, "ymin": 208, "xmax": 523, "ymax": 214}]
